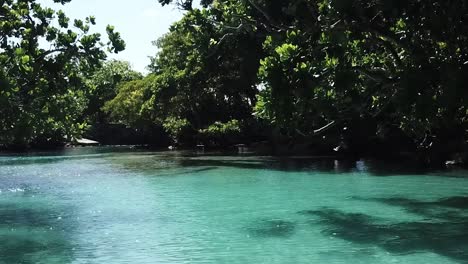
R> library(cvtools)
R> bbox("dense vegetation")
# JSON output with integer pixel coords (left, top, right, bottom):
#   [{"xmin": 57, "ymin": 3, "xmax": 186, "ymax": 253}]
[
  {"xmin": 1, "ymin": 0, "xmax": 467, "ymax": 165},
  {"xmin": 0, "ymin": 0, "xmax": 124, "ymax": 148}
]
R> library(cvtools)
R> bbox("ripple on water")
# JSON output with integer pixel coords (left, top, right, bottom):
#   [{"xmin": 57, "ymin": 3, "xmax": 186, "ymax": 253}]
[{"xmin": 0, "ymin": 149, "xmax": 467, "ymax": 264}]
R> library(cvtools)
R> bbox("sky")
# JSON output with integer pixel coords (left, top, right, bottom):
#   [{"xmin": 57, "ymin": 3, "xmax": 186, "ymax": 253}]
[{"xmin": 37, "ymin": 0, "xmax": 185, "ymax": 73}]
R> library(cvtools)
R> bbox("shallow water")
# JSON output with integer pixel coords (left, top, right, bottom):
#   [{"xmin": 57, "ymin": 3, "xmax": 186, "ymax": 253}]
[{"xmin": 0, "ymin": 147, "xmax": 468, "ymax": 264}]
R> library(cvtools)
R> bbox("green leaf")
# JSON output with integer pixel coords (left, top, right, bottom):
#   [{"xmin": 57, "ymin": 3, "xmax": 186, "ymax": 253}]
[{"xmin": 21, "ymin": 55, "xmax": 30, "ymax": 64}]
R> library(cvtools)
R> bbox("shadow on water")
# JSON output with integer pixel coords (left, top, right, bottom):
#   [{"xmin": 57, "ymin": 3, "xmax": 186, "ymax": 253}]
[
  {"xmin": 354, "ymin": 195, "xmax": 468, "ymax": 222},
  {"xmin": 245, "ymin": 219, "xmax": 296, "ymax": 238},
  {"xmin": 160, "ymin": 167, "xmax": 219, "ymax": 177},
  {"xmin": 109, "ymin": 155, "xmax": 220, "ymax": 176},
  {"xmin": 176, "ymin": 157, "xmax": 356, "ymax": 173},
  {"xmin": 0, "ymin": 202, "xmax": 76, "ymax": 264},
  {"xmin": 299, "ymin": 196, "xmax": 468, "ymax": 262},
  {"xmin": 0, "ymin": 153, "xmax": 117, "ymax": 166},
  {"xmin": 102, "ymin": 154, "xmax": 349, "ymax": 176},
  {"xmin": 2, "ymin": 147, "xmax": 467, "ymax": 177},
  {"xmin": 171, "ymin": 157, "xmax": 468, "ymax": 178},
  {"xmin": 365, "ymin": 196, "xmax": 468, "ymax": 210},
  {"xmin": 0, "ymin": 146, "xmax": 156, "ymax": 166}
]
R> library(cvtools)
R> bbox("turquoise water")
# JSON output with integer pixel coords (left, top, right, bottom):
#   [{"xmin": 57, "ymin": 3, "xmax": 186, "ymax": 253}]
[{"xmin": 1, "ymin": 148, "xmax": 468, "ymax": 264}]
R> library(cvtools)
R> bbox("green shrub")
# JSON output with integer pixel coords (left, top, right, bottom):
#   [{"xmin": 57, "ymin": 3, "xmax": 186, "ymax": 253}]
[
  {"xmin": 198, "ymin": 120, "xmax": 242, "ymax": 146},
  {"xmin": 163, "ymin": 117, "xmax": 193, "ymax": 145}
]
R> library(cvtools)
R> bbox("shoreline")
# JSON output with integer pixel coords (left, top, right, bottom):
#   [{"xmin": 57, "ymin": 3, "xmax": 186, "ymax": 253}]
[{"xmin": 1, "ymin": 144, "xmax": 466, "ymax": 169}]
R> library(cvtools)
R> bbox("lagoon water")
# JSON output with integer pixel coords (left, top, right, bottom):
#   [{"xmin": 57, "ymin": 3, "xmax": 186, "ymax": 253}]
[{"xmin": 0, "ymin": 147, "xmax": 468, "ymax": 264}]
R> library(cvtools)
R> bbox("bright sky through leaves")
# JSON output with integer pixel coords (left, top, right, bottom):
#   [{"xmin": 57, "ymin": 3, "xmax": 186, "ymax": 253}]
[{"xmin": 37, "ymin": 0, "xmax": 184, "ymax": 73}]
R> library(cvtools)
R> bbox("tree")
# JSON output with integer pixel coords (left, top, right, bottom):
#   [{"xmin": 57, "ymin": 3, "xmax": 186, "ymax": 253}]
[
  {"xmin": 155, "ymin": 0, "xmax": 468, "ymax": 160},
  {"xmin": 85, "ymin": 60, "xmax": 142, "ymax": 124},
  {"xmin": 0, "ymin": 0, "xmax": 125, "ymax": 148},
  {"xmin": 144, "ymin": 2, "xmax": 264, "ymax": 144},
  {"xmin": 253, "ymin": 0, "xmax": 468, "ymax": 156},
  {"xmin": 103, "ymin": 74, "xmax": 154, "ymax": 128}
]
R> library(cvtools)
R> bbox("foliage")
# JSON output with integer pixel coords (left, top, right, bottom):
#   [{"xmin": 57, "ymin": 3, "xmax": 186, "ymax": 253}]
[
  {"xmin": 3, "ymin": 0, "xmax": 467, "ymax": 158},
  {"xmin": 0, "ymin": 0, "xmax": 124, "ymax": 147},
  {"xmin": 199, "ymin": 119, "xmax": 241, "ymax": 136},
  {"xmin": 250, "ymin": 0, "xmax": 468, "ymax": 148},
  {"xmin": 151, "ymin": 0, "xmax": 468, "ymax": 158},
  {"xmin": 162, "ymin": 117, "xmax": 193, "ymax": 144},
  {"xmin": 102, "ymin": 76, "xmax": 152, "ymax": 127},
  {"xmin": 85, "ymin": 60, "xmax": 142, "ymax": 124},
  {"xmin": 143, "ymin": 1, "xmax": 263, "ymax": 144},
  {"xmin": 198, "ymin": 119, "xmax": 241, "ymax": 146}
]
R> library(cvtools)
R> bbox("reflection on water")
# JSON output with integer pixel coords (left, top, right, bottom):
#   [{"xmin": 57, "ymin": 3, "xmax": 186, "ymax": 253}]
[{"xmin": 0, "ymin": 147, "xmax": 467, "ymax": 263}]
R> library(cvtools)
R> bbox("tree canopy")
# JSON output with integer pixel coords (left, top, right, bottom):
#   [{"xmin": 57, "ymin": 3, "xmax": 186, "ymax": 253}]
[
  {"xmin": 0, "ymin": 0, "xmax": 125, "ymax": 147},
  {"xmin": 1, "ymin": 0, "xmax": 467, "ymax": 163},
  {"xmin": 106, "ymin": 2, "xmax": 263, "ymax": 145},
  {"xmin": 85, "ymin": 60, "xmax": 142, "ymax": 124},
  {"xmin": 132, "ymin": 0, "xmax": 466, "ymax": 160}
]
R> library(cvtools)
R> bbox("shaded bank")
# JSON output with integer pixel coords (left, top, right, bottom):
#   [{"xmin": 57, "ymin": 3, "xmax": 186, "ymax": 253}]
[
  {"xmin": 84, "ymin": 123, "xmax": 170, "ymax": 146},
  {"xmin": 1, "ymin": 139, "xmax": 467, "ymax": 169}
]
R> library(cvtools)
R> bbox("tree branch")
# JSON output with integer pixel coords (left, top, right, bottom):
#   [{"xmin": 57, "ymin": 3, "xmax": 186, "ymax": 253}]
[
  {"xmin": 35, "ymin": 48, "xmax": 69, "ymax": 61},
  {"xmin": 313, "ymin": 120, "xmax": 336, "ymax": 135},
  {"xmin": 246, "ymin": 0, "xmax": 293, "ymax": 31},
  {"xmin": 376, "ymin": 36, "xmax": 403, "ymax": 68},
  {"xmin": 294, "ymin": 120, "xmax": 339, "ymax": 137}
]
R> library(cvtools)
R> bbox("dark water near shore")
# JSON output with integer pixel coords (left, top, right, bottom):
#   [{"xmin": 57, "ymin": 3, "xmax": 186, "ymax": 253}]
[{"xmin": 0, "ymin": 147, "xmax": 467, "ymax": 263}]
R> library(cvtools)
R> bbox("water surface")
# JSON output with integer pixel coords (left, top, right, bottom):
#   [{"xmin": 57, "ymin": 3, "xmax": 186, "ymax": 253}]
[{"xmin": 1, "ymin": 148, "xmax": 467, "ymax": 263}]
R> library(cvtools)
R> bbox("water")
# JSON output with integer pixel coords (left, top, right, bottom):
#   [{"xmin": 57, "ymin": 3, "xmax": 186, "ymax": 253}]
[{"xmin": 0, "ymin": 147, "xmax": 468, "ymax": 264}]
